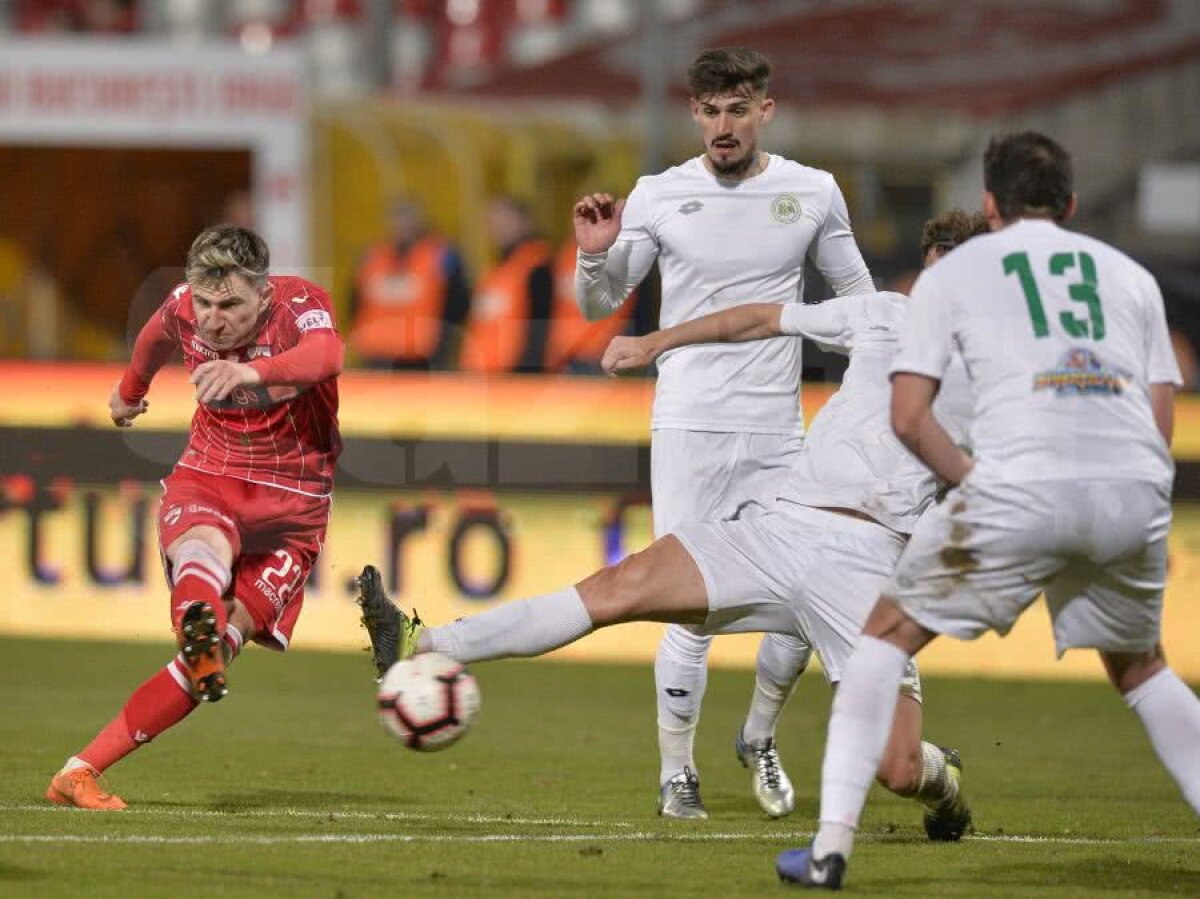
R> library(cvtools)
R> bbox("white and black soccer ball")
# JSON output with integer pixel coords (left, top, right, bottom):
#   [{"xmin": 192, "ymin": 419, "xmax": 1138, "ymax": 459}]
[{"xmin": 376, "ymin": 653, "xmax": 480, "ymax": 751}]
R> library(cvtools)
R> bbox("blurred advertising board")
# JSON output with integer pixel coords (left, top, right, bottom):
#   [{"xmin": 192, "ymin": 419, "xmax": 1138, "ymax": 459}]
[{"xmin": 1, "ymin": 362, "xmax": 1199, "ymax": 681}]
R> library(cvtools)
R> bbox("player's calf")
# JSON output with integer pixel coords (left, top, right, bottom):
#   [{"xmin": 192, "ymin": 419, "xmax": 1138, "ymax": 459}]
[{"xmin": 176, "ymin": 601, "xmax": 228, "ymax": 702}]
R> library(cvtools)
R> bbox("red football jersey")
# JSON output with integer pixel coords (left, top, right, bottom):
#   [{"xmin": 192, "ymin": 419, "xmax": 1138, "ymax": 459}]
[{"xmin": 133, "ymin": 276, "xmax": 342, "ymax": 497}]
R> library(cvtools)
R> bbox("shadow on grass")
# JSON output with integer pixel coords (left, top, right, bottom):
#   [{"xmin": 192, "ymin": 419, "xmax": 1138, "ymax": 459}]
[
  {"xmin": 0, "ymin": 862, "xmax": 45, "ymax": 882},
  {"xmin": 855, "ymin": 857, "xmax": 1200, "ymax": 894}
]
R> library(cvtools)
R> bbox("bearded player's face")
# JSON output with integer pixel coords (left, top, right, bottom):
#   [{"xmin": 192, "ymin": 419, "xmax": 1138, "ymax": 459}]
[
  {"xmin": 192, "ymin": 274, "xmax": 271, "ymax": 350},
  {"xmin": 690, "ymin": 88, "xmax": 775, "ymax": 178}
]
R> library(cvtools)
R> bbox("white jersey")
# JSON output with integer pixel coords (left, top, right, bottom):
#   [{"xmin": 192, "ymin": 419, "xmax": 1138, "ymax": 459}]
[
  {"xmin": 774, "ymin": 292, "xmax": 974, "ymax": 534},
  {"xmin": 576, "ymin": 153, "xmax": 872, "ymax": 435},
  {"xmin": 892, "ymin": 219, "xmax": 1181, "ymax": 487}
]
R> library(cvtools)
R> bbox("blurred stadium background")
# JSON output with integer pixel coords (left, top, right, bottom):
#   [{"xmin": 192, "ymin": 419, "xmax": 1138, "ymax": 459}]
[{"xmin": 1, "ymin": 0, "xmax": 1199, "ymax": 682}]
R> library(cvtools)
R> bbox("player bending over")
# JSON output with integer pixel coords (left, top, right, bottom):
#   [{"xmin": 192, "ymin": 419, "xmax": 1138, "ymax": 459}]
[
  {"xmin": 358, "ymin": 207, "xmax": 986, "ymax": 839},
  {"xmin": 46, "ymin": 226, "xmax": 343, "ymax": 810},
  {"xmin": 778, "ymin": 132, "xmax": 1200, "ymax": 891}
]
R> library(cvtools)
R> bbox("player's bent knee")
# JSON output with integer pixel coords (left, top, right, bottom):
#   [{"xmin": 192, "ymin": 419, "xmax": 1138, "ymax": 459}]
[
  {"xmin": 582, "ymin": 555, "xmax": 654, "ymax": 626},
  {"xmin": 1101, "ymin": 644, "xmax": 1166, "ymax": 695}
]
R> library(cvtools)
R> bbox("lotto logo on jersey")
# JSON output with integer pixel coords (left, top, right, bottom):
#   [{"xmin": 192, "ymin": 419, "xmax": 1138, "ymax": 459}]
[
  {"xmin": 1034, "ymin": 347, "xmax": 1128, "ymax": 396},
  {"xmin": 296, "ymin": 309, "xmax": 333, "ymax": 332}
]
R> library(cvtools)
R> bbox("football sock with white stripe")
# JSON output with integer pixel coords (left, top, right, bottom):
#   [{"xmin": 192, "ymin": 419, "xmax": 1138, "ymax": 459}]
[
  {"xmin": 1124, "ymin": 667, "xmax": 1200, "ymax": 813},
  {"xmin": 814, "ymin": 635, "xmax": 910, "ymax": 861},
  {"xmin": 423, "ymin": 587, "xmax": 593, "ymax": 664}
]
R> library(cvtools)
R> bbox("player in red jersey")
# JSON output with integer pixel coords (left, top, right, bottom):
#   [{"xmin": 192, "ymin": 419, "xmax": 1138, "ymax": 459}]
[{"xmin": 45, "ymin": 225, "xmax": 344, "ymax": 810}]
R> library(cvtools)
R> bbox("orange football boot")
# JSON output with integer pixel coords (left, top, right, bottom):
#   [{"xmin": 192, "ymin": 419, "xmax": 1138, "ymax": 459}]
[{"xmin": 45, "ymin": 766, "xmax": 127, "ymax": 810}]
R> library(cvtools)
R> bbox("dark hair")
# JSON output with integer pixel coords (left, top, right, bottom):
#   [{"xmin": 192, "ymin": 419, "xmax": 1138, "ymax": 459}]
[
  {"xmin": 186, "ymin": 225, "xmax": 270, "ymax": 288},
  {"xmin": 983, "ymin": 132, "xmax": 1074, "ymax": 222},
  {"xmin": 687, "ymin": 47, "xmax": 771, "ymax": 99},
  {"xmin": 920, "ymin": 209, "xmax": 990, "ymax": 258}
]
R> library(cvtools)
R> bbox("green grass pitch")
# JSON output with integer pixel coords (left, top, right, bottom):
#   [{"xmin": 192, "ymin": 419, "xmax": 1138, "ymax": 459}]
[{"xmin": 2, "ymin": 636, "xmax": 1197, "ymax": 897}]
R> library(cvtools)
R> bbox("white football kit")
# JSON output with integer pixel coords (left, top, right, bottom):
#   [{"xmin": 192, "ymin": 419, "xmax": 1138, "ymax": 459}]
[
  {"xmin": 672, "ymin": 292, "xmax": 974, "ymax": 695},
  {"xmin": 576, "ymin": 153, "xmax": 873, "ymax": 534},
  {"xmin": 888, "ymin": 219, "xmax": 1181, "ymax": 654}
]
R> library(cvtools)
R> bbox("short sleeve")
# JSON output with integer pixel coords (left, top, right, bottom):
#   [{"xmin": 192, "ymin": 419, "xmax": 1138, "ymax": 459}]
[
  {"xmin": 890, "ymin": 269, "xmax": 953, "ymax": 381},
  {"xmin": 1142, "ymin": 272, "xmax": 1183, "ymax": 387}
]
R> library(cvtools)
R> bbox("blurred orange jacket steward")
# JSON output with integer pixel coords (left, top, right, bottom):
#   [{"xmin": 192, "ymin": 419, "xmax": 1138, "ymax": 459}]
[
  {"xmin": 547, "ymin": 242, "xmax": 636, "ymax": 372},
  {"xmin": 350, "ymin": 237, "xmax": 451, "ymax": 363},
  {"xmin": 460, "ymin": 239, "xmax": 553, "ymax": 373}
]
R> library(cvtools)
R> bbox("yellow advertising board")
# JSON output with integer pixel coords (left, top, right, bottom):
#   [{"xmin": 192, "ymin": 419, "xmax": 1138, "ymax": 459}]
[{"xmin": 1, "ymin": 480, "xmax": 1198, "ymax": 682}]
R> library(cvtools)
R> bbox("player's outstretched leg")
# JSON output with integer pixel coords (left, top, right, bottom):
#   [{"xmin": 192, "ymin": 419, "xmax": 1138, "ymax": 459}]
[
  {"xmin": 46, "ymin": 624, "xmax": 245, "ymax": 809},
  {"xmin": 736, "ymin": 632, "xmax": 810, "ymax": 818},
  {"xmin": 655, "ymin": 625, "xmax": 712, "ymax": 819},
  {"xmin": 415, "ymin": 536, "xmax": 709, "ymax": 664}
]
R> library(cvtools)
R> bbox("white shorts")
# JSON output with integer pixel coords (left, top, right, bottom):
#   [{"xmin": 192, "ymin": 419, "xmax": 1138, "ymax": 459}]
[
  {"xmin": 650, "ymin": 429, "xmax": 803, "ymax": 535},
  {"xmin": 889, "ymin": 478, "xmax": 1171, "ymax": 656},
  {"xmin": 675, "ymin": 503, "xmax": 923, "ymax": 699}
]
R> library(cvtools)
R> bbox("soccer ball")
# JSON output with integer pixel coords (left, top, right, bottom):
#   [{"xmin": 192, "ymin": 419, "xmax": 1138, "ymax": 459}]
[{"xmin": 376, "ymin": 653, "xmax": 480, "ymax": 751}]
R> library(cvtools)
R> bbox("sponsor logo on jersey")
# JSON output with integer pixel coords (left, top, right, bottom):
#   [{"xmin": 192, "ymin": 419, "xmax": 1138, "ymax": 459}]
[
  {"xmin": 296, "ymin": 309, "xmax": 333, "ymax": 332},
  {"xmin": 246, "ymin": 345, "xmax": 273, "ymax": 360},
  {"xmin": 190, "ymin": 338, "xmax": 219, "ymax": 360},
  {"xmin": 770, "ymin": 193, "xmax": 802, "ymax": 224},
  {"xmin": 1033, "ymin": 347, "xmax": 1128, "ymax": 396},
  {"xmin": 678, "ymin": 200, "xmax": 704, "ymax": 215},
  {"xmin": 163, "ymin": 505, "xmax": 182, "ymax": 526}
]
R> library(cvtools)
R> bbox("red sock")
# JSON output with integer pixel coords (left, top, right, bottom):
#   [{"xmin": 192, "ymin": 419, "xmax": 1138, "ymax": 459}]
[
  {"xmin": 170, "ymin": 543, "xmax": 231, "ymax": 633},
  {"xmin": 77, "ymin": 661, "xmax": 198, "ymax": 773}
]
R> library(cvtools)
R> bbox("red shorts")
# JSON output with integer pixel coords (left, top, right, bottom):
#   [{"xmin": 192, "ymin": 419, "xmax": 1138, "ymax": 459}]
[{"xmin": 158, "ymin": 466, "xmax": 330, "ymax": 651}]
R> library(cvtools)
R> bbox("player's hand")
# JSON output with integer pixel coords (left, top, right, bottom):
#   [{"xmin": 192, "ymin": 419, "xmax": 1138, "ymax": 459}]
[
  {"xmin": 601, "ymin": 334, "xmax": 663, "ymax": 376},
  {"xmin": 573, "ymin": 193, "xmax": 626, "ymax": 255},
  {"xmin": 190, "ymin": 360, "xmax": 263, "ymax": 405},
  {"xmin": 109, "ymin": 383, "xmax": 148, "ymax": 428}
]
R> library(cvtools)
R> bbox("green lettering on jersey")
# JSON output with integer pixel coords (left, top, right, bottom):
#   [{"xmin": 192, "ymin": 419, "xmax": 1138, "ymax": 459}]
[{"xmin": 1003, "ymin": 250, "xmax": 1105, "ymax": 340}]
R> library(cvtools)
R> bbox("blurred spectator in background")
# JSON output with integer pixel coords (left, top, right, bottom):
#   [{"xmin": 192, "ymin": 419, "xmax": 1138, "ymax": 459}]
[
  {"xmin": 348, "ymin": 198, "xmax": 471, "ymax": 371},
  {"xmin": 459, "ymin": 196, "xmax": 553, "ymax": 374},
  {"xmin": 547, "ymin": 239, "xmax": 637, "ymax": 375}
]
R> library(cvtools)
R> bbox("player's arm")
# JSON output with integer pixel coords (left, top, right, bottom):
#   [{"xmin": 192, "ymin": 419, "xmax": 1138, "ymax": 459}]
[
  {"xmin": 809, "ymin": 176, "xmax": 874, "ymax": 297},
  {"xmin": 1150, "ymin": 384, "xmax": 1176, "ymax": 447},
  {"xmin": 602, "ymin": 303, "xmax": 782, "ymax": 375},
  {"xmin": 891, "ymin": 374, "xmax": 972, "ymax": 485},
  {"xmin": 1143, "ymin": 272, "xmax": 1184, "ymax": 447},
  {"xmin": 889, "ymin": 271, "xmax": 972, "ymax": 485},
  {"xmin": 189, "ymin": 333, "xmax": 345, "ymax": 405},
  {"xmin": 112, "ymin": 299, "xmax": 180, "ymax": 427},
  {"xmin": 574, "ymin": 187, "xmax": 659, "ymax": 321}
]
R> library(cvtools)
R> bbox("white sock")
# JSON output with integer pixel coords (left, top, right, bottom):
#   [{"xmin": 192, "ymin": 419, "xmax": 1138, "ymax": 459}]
[
  {"xmin": 424, "ymin": 587, "xmax": 593, "ymax": 664},
  {"xmin": 63, "ymin": 756, "xmax": 92, "ymax": 773},
  {"xmin": 655, "ymin": 625, "xmax": 711, "ymax": 783},
  {"xmin": 743, "ymin": 633, "xmax": 811, "ymax": 744},
  {"xmin": 814, "ymin": 636, "xmax": 910, "ymax": 861},
  {"xmin": 1123, "ymin": 667, "xmax": 1200, "ymax": 813}
]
